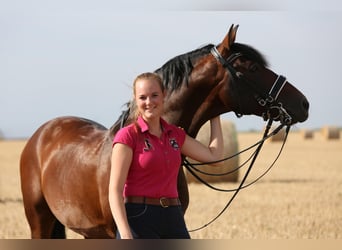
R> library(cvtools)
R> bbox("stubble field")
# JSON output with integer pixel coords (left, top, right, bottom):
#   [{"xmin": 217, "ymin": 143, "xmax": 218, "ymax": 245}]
[{"xmin": 0, "ymin": 130, "xmax": 341, "ymax": 239}]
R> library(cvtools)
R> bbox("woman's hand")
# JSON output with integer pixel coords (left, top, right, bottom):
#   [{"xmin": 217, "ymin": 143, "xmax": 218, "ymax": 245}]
[{"xmin": 181, "ymin": 116, "xmax": 223, "ymax": 166}]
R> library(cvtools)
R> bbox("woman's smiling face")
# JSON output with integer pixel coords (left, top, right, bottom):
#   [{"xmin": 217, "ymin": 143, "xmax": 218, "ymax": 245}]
[{"xmin": 134, "ymin": 78, "xmax": 165, "ymax": 122}]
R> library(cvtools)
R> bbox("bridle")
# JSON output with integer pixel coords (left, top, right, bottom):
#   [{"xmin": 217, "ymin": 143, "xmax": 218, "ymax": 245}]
[
  {"xmin": 210, "ymin": 46, "xmax": 293, "ymax": 125},
  {"xmin": 182, "ymin": 46, "xmax": 293, "ymax": 232}
]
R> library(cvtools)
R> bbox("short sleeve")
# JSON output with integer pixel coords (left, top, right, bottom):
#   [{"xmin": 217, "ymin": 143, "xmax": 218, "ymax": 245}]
[
  {"xmin": 172, "ymin": 126, "xmax": 186, "ymax": 147},
  {"xmin": 112, "ymin": 125, "xmax": 137, "ymax": 149}
]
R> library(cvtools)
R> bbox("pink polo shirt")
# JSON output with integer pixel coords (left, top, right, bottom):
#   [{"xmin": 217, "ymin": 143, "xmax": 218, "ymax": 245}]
[{"xmin": 113, "ymin": 116, "xmax": 186, "ymax": 199}]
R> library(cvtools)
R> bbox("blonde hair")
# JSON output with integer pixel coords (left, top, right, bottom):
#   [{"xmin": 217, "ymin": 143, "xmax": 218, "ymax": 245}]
[{"xmin": 130, "ymin": 72, "xmax": 164, "ymax": 121}]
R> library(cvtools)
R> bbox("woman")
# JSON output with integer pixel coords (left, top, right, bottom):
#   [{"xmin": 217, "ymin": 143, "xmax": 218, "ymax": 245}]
[{"xmin": 108, "ymin": 72, "xmax": 223, "ymax": 239}]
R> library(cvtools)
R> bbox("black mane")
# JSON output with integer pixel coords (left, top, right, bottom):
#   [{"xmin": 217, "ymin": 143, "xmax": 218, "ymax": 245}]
[
  {"xmin": 154, "ymin": 43, "xmax": 267, "ymax": 93},
  {"xmin": 154, "ymin": 44, "xmax": 215, "ymax": 92}
]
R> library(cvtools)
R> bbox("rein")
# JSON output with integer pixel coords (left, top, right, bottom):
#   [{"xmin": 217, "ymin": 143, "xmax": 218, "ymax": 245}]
[
  {"xmin": 184, "ymin": 121, "xmax": 291, "ymax": 232},
  {"xmin": 184, "ymin": 122, "xmax": 286, "ymax": 191}
]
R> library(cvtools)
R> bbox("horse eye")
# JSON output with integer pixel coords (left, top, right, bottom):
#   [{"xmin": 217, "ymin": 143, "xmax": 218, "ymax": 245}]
[{"xmin": 249, "ymin": 64, "xmax": 259, "ymax": 72}]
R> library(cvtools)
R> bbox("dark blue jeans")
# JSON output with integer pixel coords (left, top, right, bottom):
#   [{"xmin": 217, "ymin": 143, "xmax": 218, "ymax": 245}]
[{"xmin": 117, "ymin": 203, "xmax": 190, "ymax": 239}]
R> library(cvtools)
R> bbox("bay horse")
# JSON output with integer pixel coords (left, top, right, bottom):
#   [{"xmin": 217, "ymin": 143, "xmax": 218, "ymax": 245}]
[{"xmin": 20, "ymin": 25, "xmax": 309, "ymax": 238}]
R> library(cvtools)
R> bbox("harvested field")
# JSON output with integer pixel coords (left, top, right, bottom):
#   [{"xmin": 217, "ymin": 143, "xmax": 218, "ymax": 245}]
[{"xmin": 0, "ymin": 130, "xmax": 341, "ymax": 239}]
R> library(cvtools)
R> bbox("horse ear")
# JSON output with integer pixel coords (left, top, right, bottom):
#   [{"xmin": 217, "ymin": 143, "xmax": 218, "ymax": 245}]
[{"xmin": 221, "ymin": 24, "xmax": 239, "ymax": 49}]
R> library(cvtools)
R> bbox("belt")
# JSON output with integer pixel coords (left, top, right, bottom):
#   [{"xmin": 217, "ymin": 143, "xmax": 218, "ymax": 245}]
[{"xmin": 124, "ymin": 196, "xmax": 181, "ymax": 208}]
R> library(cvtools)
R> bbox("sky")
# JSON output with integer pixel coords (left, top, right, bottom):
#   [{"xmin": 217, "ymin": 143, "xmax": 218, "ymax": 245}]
[{"xmin": 1, "ymin": 0, "xmax": 342, "ymax": 139}]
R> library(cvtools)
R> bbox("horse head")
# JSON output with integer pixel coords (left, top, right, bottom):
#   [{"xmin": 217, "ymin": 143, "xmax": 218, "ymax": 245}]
[{"xmin": 212, "ymin": 24, "xmax": 309, "ymax": 126}]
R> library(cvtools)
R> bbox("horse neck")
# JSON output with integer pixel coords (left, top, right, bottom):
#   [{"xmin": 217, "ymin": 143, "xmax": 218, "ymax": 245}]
[
  {"xmin": 163, "ymin": 79, "xmax": 234, "ymax": 138},
  {"xmin": 182, "ymin": 101, "xmax": 233, "ymax": 138}
]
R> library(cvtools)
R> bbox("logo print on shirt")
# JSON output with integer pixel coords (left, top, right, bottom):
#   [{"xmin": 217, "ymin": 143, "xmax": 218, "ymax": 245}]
[
  {"xmin": 169, "ymin": 138, "xmax": 179, "ymax": 150},
  {"xmin": 143, "ymin": 138, "xmax": 153, "ymax": 152}
]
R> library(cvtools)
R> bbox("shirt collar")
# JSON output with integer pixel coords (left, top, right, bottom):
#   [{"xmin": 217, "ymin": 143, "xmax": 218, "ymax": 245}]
[{"xmin": 137, "ymin": 116, "xmax": 172, "ymax": 133}]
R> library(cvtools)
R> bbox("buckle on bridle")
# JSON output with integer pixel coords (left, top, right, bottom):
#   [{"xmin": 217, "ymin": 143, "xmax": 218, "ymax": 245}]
[
  {"xmin": 262, "ymin": 103, "xmax": 292, "ymax": 125},
  {"xmin": 258, "ymin": 98, "xmax": 267, "ymax": 107}
]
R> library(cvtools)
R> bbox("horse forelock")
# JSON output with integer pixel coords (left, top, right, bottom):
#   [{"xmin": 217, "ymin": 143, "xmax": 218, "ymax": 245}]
[{"xmin": 231, "ymin": 43, "xmax": 268, "ymax": 67}]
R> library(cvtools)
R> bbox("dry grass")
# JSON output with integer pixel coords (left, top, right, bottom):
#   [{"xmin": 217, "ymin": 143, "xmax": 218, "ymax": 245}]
[{"xmin": 0, "ymin": 130, "xmax": 341, "ymax": 239}]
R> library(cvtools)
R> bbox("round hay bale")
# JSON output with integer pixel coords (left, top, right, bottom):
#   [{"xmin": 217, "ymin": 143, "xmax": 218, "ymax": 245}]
[
  {"xmin": 321, "ymin": 126, "xmax": 340, "ymax": 140},
  {"xmin": 301, "ymin": 129, "xmax": 314, "ymax": 139},
  {"xmin": 185, "ymin": 119, "xmax": 239, "ymax": 183}
]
